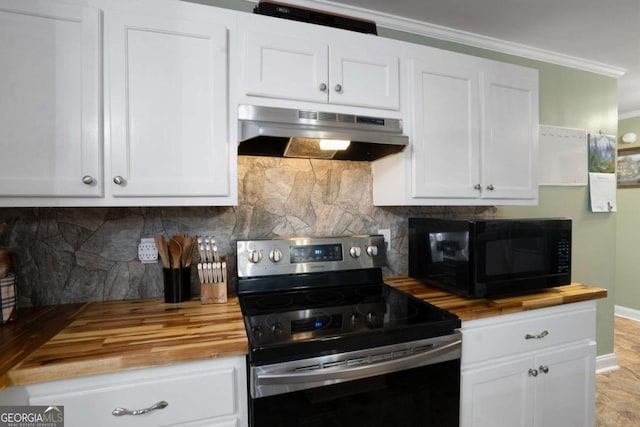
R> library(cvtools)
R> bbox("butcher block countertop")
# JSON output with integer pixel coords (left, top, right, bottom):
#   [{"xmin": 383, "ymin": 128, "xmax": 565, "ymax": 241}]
[
  {"xmin": 2, "ymin": 297, "xmax": 248, "ymax": 390},
  {"xmin": 385, "ymin": 276, "xmax": 608, "ymax": 321},
  {"xmin": 1, "ymin": 277, "xmax": 606, "ymax": 391}
]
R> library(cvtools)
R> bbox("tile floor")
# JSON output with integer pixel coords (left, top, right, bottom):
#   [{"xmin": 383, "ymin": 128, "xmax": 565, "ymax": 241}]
[{"xmin": 596, "ymin": 316, "xmax": 640, "ymax": 426}]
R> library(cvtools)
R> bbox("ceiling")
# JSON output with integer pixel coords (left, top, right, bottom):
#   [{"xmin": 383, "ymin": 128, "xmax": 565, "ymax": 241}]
[{"xmin": 287, "ymin": 0, "xmax": 640, "ymax": 118}]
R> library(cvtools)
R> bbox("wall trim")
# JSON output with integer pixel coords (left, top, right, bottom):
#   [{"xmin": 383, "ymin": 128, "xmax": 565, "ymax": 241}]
[
  {"xmin": 596, "ymin": 353, "xmax": 619, "ymax": 374},
  {"xmin": 245, "ymin": 0, "xmax": 626, "ymax": 78},
  {"xmin": 615, "ymin": 305, "xmax": 640, "ymax": 321},
  {"xmin": 619, "ymin": 110, "xmax": 640, "ymax": 120},
  {"xmin": 597, "ymin": 306, "xmax": 640, "ymax": 374}
]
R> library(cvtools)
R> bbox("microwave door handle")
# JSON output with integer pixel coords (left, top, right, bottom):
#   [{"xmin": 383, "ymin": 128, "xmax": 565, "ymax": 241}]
[{"xmin": 255, "ymin": 339, "xmax": 461, "ymax": 386}]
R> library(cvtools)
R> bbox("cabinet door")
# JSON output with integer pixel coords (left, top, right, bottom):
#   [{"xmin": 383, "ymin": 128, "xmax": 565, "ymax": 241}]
[
  {"xmin": 107, "ymin": 11, "xmax": 230, "ymax": 197},
  {"xmin": 0, "ymin": 0, "xmax": 101, "ymax": 197},
  {"xmin": 461, "ymin": 357, "xmax": 534, "ymax": 427},
  {"xmin": 329, "ymin": 43, "xmax": 400, "ymax": 110},
  {"xmin": 243, "ymin": 25, "xmax": 328, "ymax": 104},
  {"xmin": 534, "ymin": 342, "xmax": 596, "ymax": 427},
  {"xmin": 409, "ymin": 51, "xmax": 481, "ymax": 198},
  {"xmin": 481, "ymin": 63, "xmax": 538, "ymax": 200}
]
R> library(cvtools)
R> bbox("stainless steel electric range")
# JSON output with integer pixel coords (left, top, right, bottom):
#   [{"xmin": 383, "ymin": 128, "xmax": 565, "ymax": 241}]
[{"xmin": 237, "ymin": 235, "xmax": 461, "ymax": 427}]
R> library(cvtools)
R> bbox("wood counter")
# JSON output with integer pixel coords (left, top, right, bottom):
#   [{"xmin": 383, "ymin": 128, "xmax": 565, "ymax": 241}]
[
  {"xmin": 1, "ymin": 277, "xmax": 607, "ymax": 391},
  {"xmin": 4, "ymin": 297, "xmax": 248, "ymax": 388},
  {"xmin": 384, "ymin": 276, "xmax": 608, "ymax": 321}
]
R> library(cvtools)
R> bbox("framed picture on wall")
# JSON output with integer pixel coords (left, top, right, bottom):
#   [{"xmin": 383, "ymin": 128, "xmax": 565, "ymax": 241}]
[
  {"xmin": 617, "ymin": 146, "xmax": 640, "ymax": 188},
  {"xmin": 588, "ymin": 133, "xmax": 616, "ymax": 173}
]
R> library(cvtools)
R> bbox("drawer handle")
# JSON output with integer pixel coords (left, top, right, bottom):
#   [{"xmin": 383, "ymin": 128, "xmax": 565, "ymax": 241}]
[
  {"xmin": 525, "ymin": 330, "xmax": 549, "ymax": 340},
  {"xmin": 112, "ymin": 400, "xmax": 168, "ymax": 416},
  {"xmin": 539, "ymin": 365, "xmax": 549, "ymax": 374},
  {"xmin": 528, "ymin": 368, "xmax": 538, "ymax": 377}
]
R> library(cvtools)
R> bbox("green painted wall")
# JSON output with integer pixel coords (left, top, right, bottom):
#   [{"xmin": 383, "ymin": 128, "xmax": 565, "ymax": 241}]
[
  {"xmin": 616, "ymin": 116, "xmax": 640, "ymax": 311},
  {"xmin": 380, "ymin": 30, "xmax": 618, "ymax": 355}
]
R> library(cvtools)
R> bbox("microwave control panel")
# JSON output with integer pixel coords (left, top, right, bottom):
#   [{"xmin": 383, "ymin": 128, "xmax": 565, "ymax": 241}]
[{"xmin": 556, "ymin": 238, "xmax": 571, "ymax": 273}]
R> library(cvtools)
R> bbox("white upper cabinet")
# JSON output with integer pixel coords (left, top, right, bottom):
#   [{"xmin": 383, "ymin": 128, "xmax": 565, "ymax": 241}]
[
  {"xmin": 0, "ymin": 0, "xmax": 237, "ymax": 206},
  {"xmin": 0, "ymin": 0, "xmax": 102, "ymax": 197},
  {"xmin": 373, "ymin": 44, "xmax": 539, "ymax": 206},
  {"xmin": 409, "ymin": 51, "xmax": 481, "ymax": 199},
  {"xmin": 329, "ymin": 43, "xmax": 400, "ymax": 110},
  {"xmin": 239, "ymin": 14, "xmax": 400, "ymax": 112},
  {"xmin": 481, "ymin": 63, "xmax": 538, "ymax": 200},
  {"xmin": 106, "ymin": 10, "xmax": 231, "ymax": 198},
  {"xmin": 244, "ymin": 29, "xmax": 328, "ymax": 104}
]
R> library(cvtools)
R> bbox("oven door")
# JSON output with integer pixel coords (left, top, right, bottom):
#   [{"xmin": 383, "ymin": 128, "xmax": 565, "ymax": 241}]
[{"xmin": 248, "ymin": 333, "xmax": 461, "ymax": 427}]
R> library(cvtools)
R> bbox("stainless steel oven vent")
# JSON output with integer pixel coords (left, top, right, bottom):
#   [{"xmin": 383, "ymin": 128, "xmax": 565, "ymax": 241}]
[{"xmin": 238, "ymin": 105, "xmax": 408, "ymax": 161}]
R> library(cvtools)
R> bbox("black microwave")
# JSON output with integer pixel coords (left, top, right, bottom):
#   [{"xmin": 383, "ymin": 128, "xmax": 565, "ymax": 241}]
[{"xmin": 408, "ymin": 218, "xmax": 572, "ymax": 298}]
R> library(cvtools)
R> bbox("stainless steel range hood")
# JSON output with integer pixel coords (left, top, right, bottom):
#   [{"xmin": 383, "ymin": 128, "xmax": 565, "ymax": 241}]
[{"xmin": 237, "ymin": 105, "xmax": 408, "ymax": 161}]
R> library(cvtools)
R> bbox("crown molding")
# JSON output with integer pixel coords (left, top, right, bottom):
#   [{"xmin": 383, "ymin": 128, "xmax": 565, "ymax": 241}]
[
  {"xmin": 619, "ymin": 110, "xmax": 640, "ymax": 120},
  {"xmin": 245, "ymin": 0, "xmax": 626, "ymax": 78}
]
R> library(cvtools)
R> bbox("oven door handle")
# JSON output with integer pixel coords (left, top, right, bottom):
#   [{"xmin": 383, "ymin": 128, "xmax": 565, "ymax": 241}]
[{"xmin": 255, "ymin": 338, "xmax": 461, "ymax": 386}]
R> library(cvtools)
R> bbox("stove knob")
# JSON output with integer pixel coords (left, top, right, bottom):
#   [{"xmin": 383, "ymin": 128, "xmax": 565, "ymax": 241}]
[
  {"xmin": 252, "ymin": 325, "xmax": 264, "ymax": 338},
  {"xmin": 366, "ymin": 245, "xmax": 379, "ymax": 257},
  {"xmin": 248, "ymin": 249, "xmax": 262, "ymax": 264},
  {"xmin": 349, "ymin": 246, "xmax": 361, "ymax": 258},
  {"xmin": 367, "ymin": 311, "xmax": 376, "ymax": 326},
  {"xmin": 269, "ymin": 248, "xmax": 283, "ymax": 263},
  {"xmin": 271, "ymin": 322, "xmax": 284, "ymax": 335},
  {"xmin": 350, "ymin": 313, "xmax": 360, "ymax": 326}
]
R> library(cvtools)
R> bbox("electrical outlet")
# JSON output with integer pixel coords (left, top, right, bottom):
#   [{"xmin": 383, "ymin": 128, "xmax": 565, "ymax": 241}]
[
  {"xmin": 378, "ymin": 229, "xmax": 391, "ymax": 251},
  {"xmin": 138, "ymin": 238, "xmax": 158, "ymax": 264}
]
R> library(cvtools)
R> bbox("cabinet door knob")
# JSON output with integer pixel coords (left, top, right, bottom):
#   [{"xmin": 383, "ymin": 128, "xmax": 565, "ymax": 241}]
[
  {"xmin": 112, "ymin": 400, "xmax": 168, "ymax": 416},
  {"xmin": 82, "ymin": 175, "xmax": 95, "ymax": 185},
  {"xmin": 528, "ymin": 368, "xmax": 538, "ymax": 377},
  {"xmin": 113, "ymin": 176, "xmax": 126, "ymax": 185},
  {"xmin": 334, "ymin": 84, "xmax": 343, "ymax": 93},
  {"xmin": 319, "ymin": 83, "xmax": 327, "ymax": 91},
  {"xmin": 474, "ymin": 184, "xmax": 481, "ymax": 190},
  {"xmin": 539, "ymin": 365, "xmax": 549, "ymax": 374},
  {"xmin": 486, "ymin": 184, "xmax": 495, "ymax": 191}
]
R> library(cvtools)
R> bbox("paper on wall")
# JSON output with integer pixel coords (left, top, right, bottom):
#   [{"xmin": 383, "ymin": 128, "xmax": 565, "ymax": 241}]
[{"xmin": 589, "ymin": 172, "xmax": 617, "ymax": 212}]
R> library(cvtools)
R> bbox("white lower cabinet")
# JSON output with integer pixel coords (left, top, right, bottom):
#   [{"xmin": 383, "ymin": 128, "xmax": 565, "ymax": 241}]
[
  {"xmin": 460, "ymin": 301, "xmax": 596, "ymax": 427},
  {"xmin": 14, "ymin": 357, "xmax": 247, "ymax": 427}
]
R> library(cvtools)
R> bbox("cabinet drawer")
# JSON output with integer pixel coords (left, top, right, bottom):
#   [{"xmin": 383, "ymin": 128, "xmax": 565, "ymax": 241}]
[
  {"xmin": 461, "ymin": 302, "xmax": 596, "ymax": 365},
  {"xmin": 26, "ymin": 358, "xmax": 245, "ymax": 427}
]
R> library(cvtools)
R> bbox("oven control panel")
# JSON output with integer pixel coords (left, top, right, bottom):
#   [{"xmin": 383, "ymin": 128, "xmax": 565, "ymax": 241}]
[{"xmin": 237, "ymin": 235, "xmax": 386, "ymax": 278}]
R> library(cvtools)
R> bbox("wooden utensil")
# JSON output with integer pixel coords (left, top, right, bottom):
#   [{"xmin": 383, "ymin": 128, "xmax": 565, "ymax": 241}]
[
  {"xmin": 181, "ymin": 236, "xmax": 193, "ymax": 267},
  {"xmin": 169, "ymin": 238, "xmax": 182, "ymax": 269},
  {"xmin": 155, "ymin": 235, "xmax": 170, "ymax": 268}
]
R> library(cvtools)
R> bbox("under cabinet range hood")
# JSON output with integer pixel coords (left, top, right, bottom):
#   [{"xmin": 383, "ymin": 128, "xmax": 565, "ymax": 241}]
[{"xmin": 237, "ymin": 105, "xmax": 408, "ymax": 161}]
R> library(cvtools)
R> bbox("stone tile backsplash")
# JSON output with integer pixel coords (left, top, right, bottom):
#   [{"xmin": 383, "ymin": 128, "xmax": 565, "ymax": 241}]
[{"xmin": 0, "ymin": 156, "xmax": 495, "ymax": 307}]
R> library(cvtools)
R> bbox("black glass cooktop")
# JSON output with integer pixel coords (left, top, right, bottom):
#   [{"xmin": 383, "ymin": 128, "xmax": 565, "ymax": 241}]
[{"xmin": 240, "ymin": 283, "xmax": 461, "ymax": 365}]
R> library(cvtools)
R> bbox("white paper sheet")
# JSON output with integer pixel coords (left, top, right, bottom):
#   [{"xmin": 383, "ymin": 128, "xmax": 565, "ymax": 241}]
[
  {"xmin": 589, "ymin": 172, "xmax": 617, "ymax": 212},
  {"xmin": 539, "ymin": 126, "xmax": 587, "ymax": 185}
]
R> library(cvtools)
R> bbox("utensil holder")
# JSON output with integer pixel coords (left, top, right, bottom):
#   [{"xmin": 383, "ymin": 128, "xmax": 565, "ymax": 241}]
[
  {"xmin": 163, "ymin": 267, "xmax": 191, "ymax": 303},
  {"xmin": 200, "ymin": 257, "xmax": 228, "ymax": 304}
]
